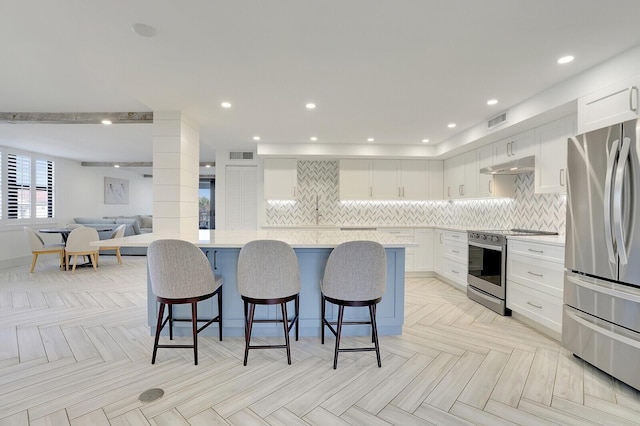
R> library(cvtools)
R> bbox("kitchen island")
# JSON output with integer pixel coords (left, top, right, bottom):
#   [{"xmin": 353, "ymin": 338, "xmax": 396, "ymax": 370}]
[{"xmin": 106, "ymin": 229, "xmax": 413, "ymax": 337}]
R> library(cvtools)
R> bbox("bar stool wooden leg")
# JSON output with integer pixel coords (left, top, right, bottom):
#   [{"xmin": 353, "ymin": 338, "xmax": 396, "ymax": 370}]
[
  {"xmin": 192, "ymin": 302, "xmax": 199, "ymax": 365},
  {"xmin": 370, "ymin": 305, "xmax": 381, "ymax": 367},
  {"xmin": 152, "ymin": 303, "xmax": 166, "ymax": 364},
  {"xmin": 295, "ymin": 295, "xmax": 300, "ymax": 341},
  {"xmin": 218, "ymin": 287, "xmax": 223, "ymax": 341},
  {"xmin": 244, "ymin": 303, "xmax": 256, "ymax": 366},
  {"xmin": 333, "ymin": 305, "xmax": 345, "ymax": 369},
  {"xmin": 281, "ymin": 302, "xmax": 291, "ymax": 365}
]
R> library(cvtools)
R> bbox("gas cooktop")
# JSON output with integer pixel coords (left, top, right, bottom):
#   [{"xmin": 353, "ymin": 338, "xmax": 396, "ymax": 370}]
[{"xmin": 468, "ymin": 229, "xmax": 557, "ymax": 244}]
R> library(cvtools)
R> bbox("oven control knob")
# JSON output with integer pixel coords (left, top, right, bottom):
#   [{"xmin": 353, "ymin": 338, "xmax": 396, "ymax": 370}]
[
  {"xmin": 492, "ymin": 236, "xmax": 499, "ymax": 243},
  {"xmin": 481, "ymin": 235, "xmax": 486, "ymax": 240}
]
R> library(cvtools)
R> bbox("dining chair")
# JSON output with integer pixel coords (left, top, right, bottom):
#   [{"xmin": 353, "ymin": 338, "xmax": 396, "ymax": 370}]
[
  {"xmin": 65, "ymin": 226, "xmax": 100, "ymax": 272},
  {"xmin": 98, "ymin": 224, "xmax": 126, "ymax": 265},
  {"xmin": 237, "ymin": 240, "xmax": 300, "ymax": 365},
  {"xmin": 321, "ymin": 240, "xmax": 387, "ymax": 369},
  {"xmin": 24, "ymin": 227, "xmax": 66, "ymax": 273},
  {"xmin": 148, "ymin": 239, "xmax": 223, "ymax": 365}
]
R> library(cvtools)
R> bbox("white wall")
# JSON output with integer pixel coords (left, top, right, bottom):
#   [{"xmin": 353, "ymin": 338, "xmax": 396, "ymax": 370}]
[{"xmin": 0, "ymin": 156, "xmax": 152, "ymax": 268}]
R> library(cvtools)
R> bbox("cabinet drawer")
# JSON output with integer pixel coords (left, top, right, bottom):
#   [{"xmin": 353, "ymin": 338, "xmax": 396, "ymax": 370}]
[
  {"xmin": 508, "ymin": 239, "xmax": 564, "ymax": 263},
  {"xmin": 507, "ymin": 281, "xmax": 563, "ymax": 333},
  {"xmin": 443, "ymin": 230, "xmax": 467, "ymax": 243},
  {"xmin": 443, "ymin": 240, "xmax": 467, "ymax": 263},
  {"xmin": 507, "ymin": 253, "xmax": 564, "ymax": 298},
  {"xmin": 442, "ymin": 258, "xmax": 467, "ymax": 286}
]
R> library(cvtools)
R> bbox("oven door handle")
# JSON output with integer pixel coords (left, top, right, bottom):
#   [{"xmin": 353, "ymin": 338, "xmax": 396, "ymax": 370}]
[{"xmin": 469, "ymin": 241, "xmax": 502, "ymax": 251}]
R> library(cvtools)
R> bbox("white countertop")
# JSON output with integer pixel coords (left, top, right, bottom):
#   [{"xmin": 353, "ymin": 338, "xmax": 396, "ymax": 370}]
[
  {"xmin": 99, "ymin": 229, "xmax": 417, "ymax": 249},
  {"xmin": 507, "ymin": 234, "xmax": 566, "ymax": 246}
]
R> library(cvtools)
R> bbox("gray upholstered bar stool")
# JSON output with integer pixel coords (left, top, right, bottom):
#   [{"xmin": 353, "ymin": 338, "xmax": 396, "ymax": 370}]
[
  {"xmin": 237, "ymin": 240, "xmax": 300, "ymax": 366},
  {"xmin": 148, "ymin": 239, "xmax": 223, "ymax": 365},
  {"xmin": 321, "ymin": 240, "xmax": 387, "ymax": 369}
]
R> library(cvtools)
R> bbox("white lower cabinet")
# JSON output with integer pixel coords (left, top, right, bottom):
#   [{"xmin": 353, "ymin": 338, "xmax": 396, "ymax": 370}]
[
  {"xmin": 378, "ymin": 227, "xmax": 434, "ymax": 274},
  {"xmin": 507, "ymin": 238, "xmax": 565, "ymax": 337},
  {"xmin": 441, "ymin": 230, "xmax": 468, "ymax": 290},
  {"xmin": 433, "ymin": 229, "xmax": 444, "ymax": 274}
]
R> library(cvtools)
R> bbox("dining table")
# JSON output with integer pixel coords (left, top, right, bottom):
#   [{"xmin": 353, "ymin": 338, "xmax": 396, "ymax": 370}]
[{"xmin": 39, "ymin": 227, "xmax": 114, "ymax": 269}]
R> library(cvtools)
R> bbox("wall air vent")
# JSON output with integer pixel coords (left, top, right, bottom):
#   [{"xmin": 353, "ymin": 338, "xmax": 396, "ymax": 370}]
[
  {"xmin": 229, "ymin": 151, "xmax": 254, "ymax": 160},
  {"xmin": 488, "ymin": 111, "xmax": 508, "ymax": 129}
]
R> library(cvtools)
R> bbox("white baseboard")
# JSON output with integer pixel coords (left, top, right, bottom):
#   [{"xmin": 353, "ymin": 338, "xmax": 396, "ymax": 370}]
[{"xmin": 0, "ymin": 256, "xmax": 31, "ymax": 270}]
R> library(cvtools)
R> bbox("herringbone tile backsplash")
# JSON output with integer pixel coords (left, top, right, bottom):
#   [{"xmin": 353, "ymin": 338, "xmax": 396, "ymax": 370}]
[{"xmin": 265, "ymin": 161, "xmax": 565, "ymax": 233}]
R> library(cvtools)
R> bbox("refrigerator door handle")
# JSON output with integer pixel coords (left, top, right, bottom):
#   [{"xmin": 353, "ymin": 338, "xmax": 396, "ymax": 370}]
[
  {"xmin": 613, "ymin": 136, "xmax": 631, "ymax": 265},
  {"xmin": 604, "ymin": 138, "xmax": 619, "ymax": 264}
]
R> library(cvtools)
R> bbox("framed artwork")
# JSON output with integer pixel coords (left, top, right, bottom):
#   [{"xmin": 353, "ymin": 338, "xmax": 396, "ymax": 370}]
[{"xmin": 104, "ymin": 177, "xmax": 129, "ymax": 204}]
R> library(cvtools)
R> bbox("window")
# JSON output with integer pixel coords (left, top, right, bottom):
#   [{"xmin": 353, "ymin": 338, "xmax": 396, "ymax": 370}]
[{"xmin": 1, "ymin": 148, "xmax": 55, "ymax": 223}]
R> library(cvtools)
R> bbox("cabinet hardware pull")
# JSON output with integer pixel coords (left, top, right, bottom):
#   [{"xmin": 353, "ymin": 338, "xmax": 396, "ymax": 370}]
[
  {"xmin": 451, "ymin": 234, "xmax": 459, "ymax": 238},
  {"xmin": 402, "ymin": 187, "xmax": 405, "ymax": 197},
  {"xmin": 630, "ymin": 86, "xmax": 638, "ymax": 113},
  {"xmin": 527, "ymin": 271, "xmax": 543, "ymax": 277},
  {"xmin": 527, "ymin": 301, "xmax": 543, "ymax": 309},
  {"xmin": 489, "ymin": 180, "xmax": 492, "ymax": 194},
  {"xmin": 398, "ymin": 187, "xmax": 401, "ymax": 197},
  {"xmin": 447, "ymin": 186, "xmax": 451, "ymax": 197},
  {"xmin": 369, "ymin": 187, "xmax": 373, "ymax": 197},
  {"xmin": 560, "ymin": 169, "xmax": 565, "ymax": 186},
  {"xmin": 452, "ymin": 250, "xmax": 459, "ymax": 254},
  {"xmin": 213, "ymin": 250, "xmax": 218, "ymax": 270},
  {"xmin": 451, "ymin": 270, "xmax": 459, "ymax": 274},
  {"xmin": 527, "ymin": 248, "xmax": 544, "ymax": 253}
]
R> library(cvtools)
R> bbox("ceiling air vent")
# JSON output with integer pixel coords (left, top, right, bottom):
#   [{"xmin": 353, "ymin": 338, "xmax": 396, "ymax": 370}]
[
  {"xmin": 229, "ymin": 151, "xmax": 254, "ymax": 160},
  {"xmin": 487, "ymin": 111, "xmax": 508, "ymax": 129}
]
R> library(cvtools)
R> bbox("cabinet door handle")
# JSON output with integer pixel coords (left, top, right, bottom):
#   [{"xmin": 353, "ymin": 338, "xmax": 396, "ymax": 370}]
[
  {"xmin": 451, "ymin": 269, "xmax": 459, "ymax": 274},
  {"xmin": 451, "ymin": 234, "xmax": 460, "ymax": 238},
  {"xmin": 630, "ymin": 86, "xmax": 638, "ymax": 113},
  {"xmin": 560, "ymin": 169, "xmax": 565, "ymax": 186},
  {"xmin": 402, "ymin": 187, "xmax": 405, "ymax": 197},
  {"xmin": 213, "ymin": 250, "xmax": 218, "ymax": 270},
  {"xmin": 369, "ymin": 187, "xmax": 373, "ymax": 197},
  {"xmin": 527, "ymin": 248, "xmax": 544, "ymax": 253},
  {"xmin": 452, "ymin": 250, "xmax": 460, "ymax": 254},
  {"xmin": 527, "ymin": 271, "xmax": 543, "ymax": 277},
  {"xmin": 447, "ymin": 186, "xmax": 451, "ymax": 197},
  {"xmin": 527, "ymin": 301, "xmax": 543, "ymax": 309},
  {"xmin": 507, "ymin": 141, "xmax": 512, "ymax": 157},
  {"xmin": 489, "ymin": 180, "xmax": 493, "ymax": 194},
  {"xmin": 398, "ymin": 187, "xmax": 401, "ymax": 197},
  {"xmin": 459, "ymin": 184, "xmax": 464, "ymax": 196}
]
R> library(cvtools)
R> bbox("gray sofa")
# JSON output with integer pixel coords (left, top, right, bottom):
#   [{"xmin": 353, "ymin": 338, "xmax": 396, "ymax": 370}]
[{"xmin": 73, "ymin": 215, "xmax": 152, "ymax": 255}]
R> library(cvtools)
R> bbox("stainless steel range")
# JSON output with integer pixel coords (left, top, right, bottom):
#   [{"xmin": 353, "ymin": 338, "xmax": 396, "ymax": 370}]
[{"xmin": 467, "ymin": 229, "xmax": 557, "ymax": 316}]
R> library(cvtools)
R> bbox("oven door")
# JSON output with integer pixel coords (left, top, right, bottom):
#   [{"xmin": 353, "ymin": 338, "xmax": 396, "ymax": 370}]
[{"xmin": 467, "ymin": 241, "xmax": 506, "ymax": 299}]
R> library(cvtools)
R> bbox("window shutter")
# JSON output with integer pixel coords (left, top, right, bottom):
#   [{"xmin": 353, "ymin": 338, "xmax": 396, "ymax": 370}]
[
  {"xmin": 35, "ymin": 159, "xmax": 55, "ymax": 218},
  {"xmin": 7, "ymin": 153, "xmax": 31, "ymax": 219}
]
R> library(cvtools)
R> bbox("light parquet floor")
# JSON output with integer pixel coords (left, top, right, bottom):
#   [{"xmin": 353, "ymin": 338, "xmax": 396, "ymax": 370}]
[{"xmin": 1, "ymin": 256, "xmax": 639, "ymax": 425}]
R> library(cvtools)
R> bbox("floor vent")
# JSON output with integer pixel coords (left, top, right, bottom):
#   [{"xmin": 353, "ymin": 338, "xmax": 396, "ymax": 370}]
[
  {"xmin": 229, "ymin": 151, "xmax": 254, "ymax": 160},
  {"xmin": 488, "ymin": 111, "xmax": 508, "ymax": 129}
]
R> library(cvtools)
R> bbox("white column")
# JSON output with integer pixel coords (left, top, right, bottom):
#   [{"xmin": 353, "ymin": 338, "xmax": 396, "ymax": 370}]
[{"xmin": 152, "ymin": 111, "xmax": 199, "ymax": 239}]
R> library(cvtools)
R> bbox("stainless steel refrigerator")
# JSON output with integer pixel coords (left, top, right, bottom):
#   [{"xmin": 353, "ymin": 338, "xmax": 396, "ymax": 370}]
[{"xmin": 564, "ymin": 118, "xmax": 640, "ymax": 391}]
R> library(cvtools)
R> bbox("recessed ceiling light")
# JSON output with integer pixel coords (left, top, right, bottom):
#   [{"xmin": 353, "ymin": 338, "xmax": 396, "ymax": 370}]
[
  {"xmin": 510, "ymin": 167, "xmax": 518, "ymax": 171},
  {"xmin": 367, "ymin": 138, "xmax": 375, "ymax": 142},
  {"xmin": 447, "ymin": 123, "xmax": 456, "ymax": 128},
  {"xmin": 101, "ymin": 119, "xmax": 112, "ymax": 125},
  {"xmin": 422, "ymin": 139, "xmax": 430, "ymax": 143},
  {"xmin": 305, "ymin": 103, "xmax": 316, "ymax": 110},
  {"xmin": 131, "ymin": 23, "xmax": 157, "ymax": 38},
  {"xmin": 487, "ymin": 99, "xmax": 498, "ymax": 106},
  {"xmin": 253, "ymin": 136, "xmax": 260, "ymax": 141},
  {"xmin": 557, "ymin": 55, "xmax": 574, "ymax": 64},
  {"xmin": 114, "ymin": 164, "xmax": 120, "ymax": 168},
  {"xmin": 205, "ymin": 164, "xmax": 211, "ymax": 168},
  {"xmin": 310, "ymin": 137, "xmax": 318, "ymax": 141},
  {"xmin": 221, "ymin": 102, "xmax": 232, "ymax": 108}
]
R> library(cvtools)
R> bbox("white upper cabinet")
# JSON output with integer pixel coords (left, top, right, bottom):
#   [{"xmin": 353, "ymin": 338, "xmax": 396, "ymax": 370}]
[
  {"xmin": 263, "ymin": 158, "xmax": 297, "ymax": 200},
  {"xmin": 339, "ymin": 159, "xmax": 441, "ymax": 200},
  {"xmin": 399, "ymin": 160, "xmax": 430, "ymax": 200},
  {"xmin": 444, "ymin": 151, "xmax": 478, "ymax": 199},
  {"xmin": 578, "ymin": 73, "xmax": 640, "ymax": 133},
  {"xmin": 444, "ymin": 154, "xmax": 464, "ymax": 199},
  {"xmin": 372, "ymin": 160, "xmax": 401, "ymax": 199},
  {"xmin": 339, "ymin": 159, "xmax": 372, "ymax": 200},
  {"xmin": 535, "ymin": 115, "xmax": 576, "ymax": 194},
  {"xmin": 493, "ymin": 129, "xmax": 534, "ymax": 164}
]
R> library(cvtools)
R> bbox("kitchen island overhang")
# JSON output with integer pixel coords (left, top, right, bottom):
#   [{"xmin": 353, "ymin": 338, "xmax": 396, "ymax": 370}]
[{"xmin": 101, "ymin": 230, "xmax": 413, "ymax": 337}]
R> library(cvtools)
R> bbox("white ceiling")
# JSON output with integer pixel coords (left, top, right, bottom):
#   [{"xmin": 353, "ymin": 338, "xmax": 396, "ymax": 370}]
[{"xmin": 1, "ymin": 0, "xmax": 640, "ymax": 164}]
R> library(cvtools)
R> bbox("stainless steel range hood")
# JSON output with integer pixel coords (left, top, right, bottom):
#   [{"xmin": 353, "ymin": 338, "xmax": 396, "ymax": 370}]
[{"xmin": 480, "ymin": 155, "xmax": 535, "ymax": 175}]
